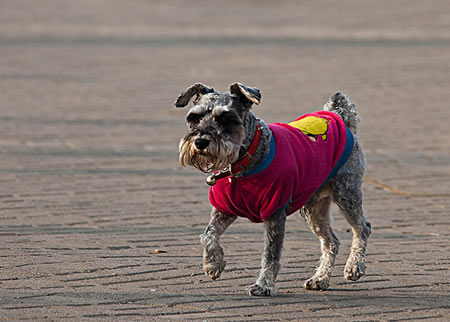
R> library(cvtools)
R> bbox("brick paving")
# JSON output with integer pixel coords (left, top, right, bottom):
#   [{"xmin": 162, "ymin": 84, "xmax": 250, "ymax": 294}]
[{"xmin": 0, "ymin": 0, "xmax": 449, "ymax": 320}]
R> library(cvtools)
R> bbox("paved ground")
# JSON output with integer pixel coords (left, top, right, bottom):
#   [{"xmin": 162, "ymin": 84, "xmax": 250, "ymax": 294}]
[{"xmin": 0, "ymin": 0, "xmax": 449, "ymax": 320}]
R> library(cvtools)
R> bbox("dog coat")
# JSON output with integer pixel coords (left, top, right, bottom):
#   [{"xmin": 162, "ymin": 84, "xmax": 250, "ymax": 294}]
[{"xmin": 209, "ymin": 111, "xmax": 354, "ymax": 223}]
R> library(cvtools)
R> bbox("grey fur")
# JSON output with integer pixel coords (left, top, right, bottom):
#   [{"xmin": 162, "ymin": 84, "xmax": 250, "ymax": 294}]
[
  {"xmin": 238, "ymin": 112, "xmax": 272, "ymax": 176},
  {"xmin": 200, "ymin": 207, "xmax": 237, "ymax": 280},
  {"xmin": 323, "ymin": 92, "xmax": 360, "ymax": 133},
  {"xmin": 332, "ymin": 135, "xmax": 371, "ymax": 281},
  {"xmin": 248, "ymin": 208, "xmax": 287, "ymax": 296},
  {"xmin": 175, "ymin": 84, "xmax": 371, "ymax": 296},
  {"xmin": 303, "ymin": 184, "xmax": 339, "ymax": 290}
]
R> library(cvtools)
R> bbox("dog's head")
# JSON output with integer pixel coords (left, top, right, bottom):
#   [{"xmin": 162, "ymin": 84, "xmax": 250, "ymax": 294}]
[{"xmin": 175, "ymin": 83, "xmax": 261, "ymax": 173}]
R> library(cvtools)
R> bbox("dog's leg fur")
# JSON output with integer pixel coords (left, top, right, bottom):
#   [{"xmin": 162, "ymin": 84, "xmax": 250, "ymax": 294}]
[
  {"xmin": 332, "ymin": 137, "xmax": 371, "ymax": 281},
  {"xmin": 200, "ymin": 207, "xmax": 237, "ymax": 280},
  {"xmin": 303, "ymin": 186, "xmax": 340, "ymax": 290},
  {"xmin": 248, "ymin": 208, "xmax": 287, "ymax": 296},
  {"xmin": 324, "ymin": 92, "xmax": 371, "ymax": 282}
]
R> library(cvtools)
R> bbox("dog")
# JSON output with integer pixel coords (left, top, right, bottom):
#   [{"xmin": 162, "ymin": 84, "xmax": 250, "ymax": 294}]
[{"xmin": 174, "ymin": 83, "xmax": 371, "ymax": 296}]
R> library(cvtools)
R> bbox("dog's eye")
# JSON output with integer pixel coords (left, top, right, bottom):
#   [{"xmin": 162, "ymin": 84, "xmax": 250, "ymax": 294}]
[
  {"xmin": 215, "ymin": 111, "xmax": 241, "ymax": 126},
  {"xmin": 186, "ymin": 112, "xmax": 203, "ymax": 124}
]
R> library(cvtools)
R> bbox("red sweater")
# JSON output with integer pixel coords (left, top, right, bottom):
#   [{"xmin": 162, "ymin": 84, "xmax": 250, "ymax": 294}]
[{"xmin": 209, "ymin": 111, "xmax": 352, "ymax": 223}]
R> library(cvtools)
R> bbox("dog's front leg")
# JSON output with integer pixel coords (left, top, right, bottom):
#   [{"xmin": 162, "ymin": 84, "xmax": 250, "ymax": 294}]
[
  {"xmin": 248, "ymin": 209, "xmax": 287, "ymax": 296},
  {"xmin": 200, "ymin": 207, "xmax": 237, "ymax": 280}
]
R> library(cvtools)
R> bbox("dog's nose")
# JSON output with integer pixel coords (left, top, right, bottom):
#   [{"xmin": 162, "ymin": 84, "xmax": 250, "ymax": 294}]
[{"xmin": 195, "ymin": 138, "xmax": 210, "ymax": 150}]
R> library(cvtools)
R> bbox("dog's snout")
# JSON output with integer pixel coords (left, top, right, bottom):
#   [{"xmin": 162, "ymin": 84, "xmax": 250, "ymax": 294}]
[{"xmin": 195, "ymin": 138, "xmax": 210, "ymax": 150}]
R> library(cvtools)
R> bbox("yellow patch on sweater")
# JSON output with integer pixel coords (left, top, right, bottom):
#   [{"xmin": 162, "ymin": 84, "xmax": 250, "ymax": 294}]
[{"xmin": 289, "ymin": 116, "xmax": 329, "ymax": 141}]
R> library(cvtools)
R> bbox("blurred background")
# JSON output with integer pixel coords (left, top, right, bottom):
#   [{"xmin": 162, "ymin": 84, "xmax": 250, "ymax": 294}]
[
  {"xmin": 0, "ymin": 0, "xmax": 449, "ymax": 320},
  {"xmin": 1, "ymin": 0, "xmax": 449, "ymax": 180}
]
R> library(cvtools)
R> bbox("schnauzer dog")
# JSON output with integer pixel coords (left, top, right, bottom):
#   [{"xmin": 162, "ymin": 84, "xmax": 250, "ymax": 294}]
[{"xmin": 175, "ymin": 83, "xmax": 371, "ymax": 296}]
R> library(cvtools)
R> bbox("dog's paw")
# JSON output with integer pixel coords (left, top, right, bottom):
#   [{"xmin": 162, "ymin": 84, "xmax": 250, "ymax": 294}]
[
  {"xmin": 344, "ymin": 260, "xmax": 365, "ymax": 281},
  {"xmin": 203, "ymin": 259, "xmax": 226, "ymax": 280},
  {"xmin": 201, "ymin": 239, "xmax": 226, "ymax": 280},
  {"xmin": 304, "ymin": 276, "xmax": 330, "ymax": 290},
  {"xmin": 247, "ymin": 283, "xmax": 276, "ymax": 296}
]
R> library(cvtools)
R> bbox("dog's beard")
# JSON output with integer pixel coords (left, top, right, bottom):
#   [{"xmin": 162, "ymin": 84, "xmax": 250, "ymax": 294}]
[{"xmin": 179, "ymin": 138, "xmax": 240, "ymax": 173}]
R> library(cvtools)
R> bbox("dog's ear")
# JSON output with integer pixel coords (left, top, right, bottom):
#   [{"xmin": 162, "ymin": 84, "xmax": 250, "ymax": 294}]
[
  {"xmin": 230, "ymin": 83, "xmax": 261, "ymax": 107},
  {"xmin": 174, "ymin": 83, "xmax": 215, "ymax": 108}
]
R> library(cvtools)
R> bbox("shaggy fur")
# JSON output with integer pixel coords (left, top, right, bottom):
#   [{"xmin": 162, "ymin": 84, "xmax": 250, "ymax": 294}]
[{"xmin": 175, "ymin": 83, "xmax": 371, "ymax": 296}]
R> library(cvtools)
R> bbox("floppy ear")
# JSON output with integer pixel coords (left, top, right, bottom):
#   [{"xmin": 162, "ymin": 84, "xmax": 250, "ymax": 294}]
[
  {"xmin": 229, "ymin": 83, "xmax": 261, "ymax": 106},
  {"xmin": 174, "ymin": 83, "xmax": 215, "ymax": 108}
]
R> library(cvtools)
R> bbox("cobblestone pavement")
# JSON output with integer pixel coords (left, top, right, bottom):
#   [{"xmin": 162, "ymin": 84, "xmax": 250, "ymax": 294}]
[{"xmin": 0, "ymin": 0, "xmax": 449, "ymax": 320}]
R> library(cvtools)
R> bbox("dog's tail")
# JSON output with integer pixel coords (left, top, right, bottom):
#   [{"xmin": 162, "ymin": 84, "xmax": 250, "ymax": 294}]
[{"xmin": 323, "ymin": 92, "xmax": 360, "ymax": 133}]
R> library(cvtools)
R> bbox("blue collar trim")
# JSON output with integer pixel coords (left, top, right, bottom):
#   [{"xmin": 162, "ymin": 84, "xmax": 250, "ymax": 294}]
[{"xmin": 243, "ymin": 134, "xmax": 276, "ymax": 176}]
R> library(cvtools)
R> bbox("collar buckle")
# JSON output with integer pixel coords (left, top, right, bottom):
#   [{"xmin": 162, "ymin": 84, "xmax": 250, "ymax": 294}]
[{"xmin": 206, "ymin": 124, "xmax": 262, "ymax": 186}]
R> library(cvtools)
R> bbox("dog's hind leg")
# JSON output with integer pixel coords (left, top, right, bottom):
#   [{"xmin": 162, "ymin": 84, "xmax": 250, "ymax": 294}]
[
  {"xmin": 248, "ymin": 208, "xmax": 287, "ymax": 296},
  {"xmin": 303, "ymin": 187, "xmax": 340, "ymax": 290},
  {"xmin": 200, "ymin": 207, "xmax": 237, "ymax": 280},
  {"xmin": 332, "ymin": 140, "xmax": 371, "ymax": 281}
]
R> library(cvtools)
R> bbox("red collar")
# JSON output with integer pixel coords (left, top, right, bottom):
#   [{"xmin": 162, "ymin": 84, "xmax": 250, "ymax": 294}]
[{"xmin": 206, "ymin": 124, "xmax": 262, "ymax": 186}]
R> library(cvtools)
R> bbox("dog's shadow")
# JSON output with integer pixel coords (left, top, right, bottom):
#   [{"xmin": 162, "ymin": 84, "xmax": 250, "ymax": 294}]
[{"xmin": 243, "ymin": 288, "xmax": 444, "ymax": 312}]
